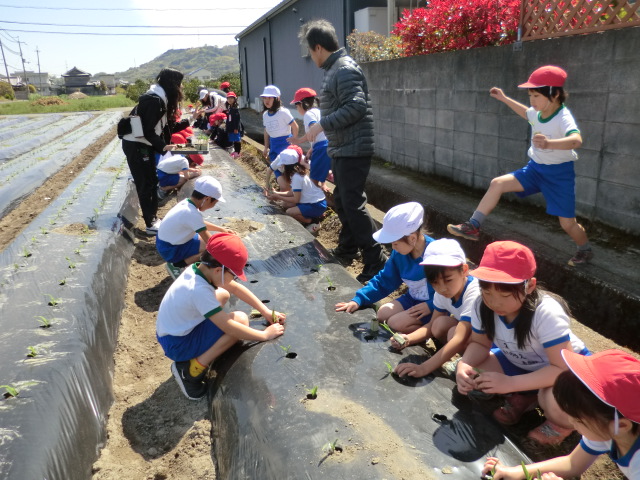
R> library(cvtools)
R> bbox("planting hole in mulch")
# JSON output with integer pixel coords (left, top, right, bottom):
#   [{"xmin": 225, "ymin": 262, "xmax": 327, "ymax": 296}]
[
  {"xmin": 285, "ymin": 352, "xmax": 297, "ymax": 359},
  {"xmin": 250, "ymin": 280, "xmax": 258, "ymax": 283},
  {"xmin": 326, "ymin": 286, "xmax": 336, "ymax": 291}
]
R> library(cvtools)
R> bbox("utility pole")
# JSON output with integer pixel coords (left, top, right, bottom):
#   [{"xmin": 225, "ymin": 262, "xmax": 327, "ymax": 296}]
[
  {"xmin": 0, "ymin": 38, "xmax": 13, "ymax": 95},
  {"xmin": 17, "ymin": 37, "xmax": 29, "ymax": 96},
  {"xmin": 36, "ymin": 46, "xmax": 43, "ymax": 94}
]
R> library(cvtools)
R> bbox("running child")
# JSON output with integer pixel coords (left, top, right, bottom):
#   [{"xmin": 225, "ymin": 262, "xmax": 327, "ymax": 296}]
[
  {"xmin": 335, "ymin": 202, "xmax": 435, "ymax": 332},
  {"xmin": 393, "ymin": 238, "xmax": 480, "ymax": 379},
  {"xmin": 288, "ymin": 87, "xmax": 332, "ymax": 187},
  {"xmin": 482, "ymin": 349, "xmax": 640, "ymax": 479},
  {"xmin": 264, "ymin": 145, "xmax": 326, "ymax": 234},
  {"xmin": 156, "ymin": 176, "xmax": 235, "ymax": 280},
  {"xmin": 156, "ymin": 233, "xmax": 285, "ymax": 400},
  {"xmin": 225, "ymin": 92, "xmax": 242, "ymax": 158},
  {"xmin": 447, "ymin": 66, "xmax": 592, "ymax": 266},
  {"xmin": 261, "ymin": 85, "xmax": 299, "ymax": 192},
  {"xmin": 456, "ymin": 240, "xmax": 590, "ymax": 445}
]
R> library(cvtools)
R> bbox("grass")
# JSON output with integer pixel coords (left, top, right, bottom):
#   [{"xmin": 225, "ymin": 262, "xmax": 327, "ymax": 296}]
[{"xmin": 0, "ymin": 94, "xmax": 134, "ymax": 115}]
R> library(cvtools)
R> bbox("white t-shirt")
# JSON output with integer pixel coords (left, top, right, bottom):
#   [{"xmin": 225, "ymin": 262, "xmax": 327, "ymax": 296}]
[
  {"xmin": 204, "ymin": 93, "xmax": 225, "ymax": 115},
  {"xmin": 156, "ymin": 264, "xmax": 222, "ymax": 337},
  {"xmin": 303, "ymin": 108, "xmax": 327, "ymax": 144},
  {"xmin": 263, "ymin": 109, "xmax": 295, "ymax": 138},
  {"xmin": 526, "ymin": 105, "xmax": 580, "ymax": 165},
  {"xmin": 291, "ymin": 173, "xmax": 325, "ymax": 204},
  {"xmin": 433, "ymin": 277, "xmax": 480, "ymax": 323},
  {"xmin": 580, "ymin": 436, "xmax": 640, "ymax": 479},
  {"xmin": 157, "ymin": 199, "xmax": 206, "ymax": 245},
  {"xmin": 470, "ymin": 295, "xmax": 586, "ymax": 371}
]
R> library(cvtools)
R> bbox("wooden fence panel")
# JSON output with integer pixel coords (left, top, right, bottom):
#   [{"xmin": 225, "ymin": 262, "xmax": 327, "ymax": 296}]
[{"xmin": 521, "ymin": 0, "xmax": 640, "ymax": 40}]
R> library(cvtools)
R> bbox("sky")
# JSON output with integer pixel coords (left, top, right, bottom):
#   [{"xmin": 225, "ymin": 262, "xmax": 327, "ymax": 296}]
[{"xmin": 0, "ymin": 0, "xmax": 283, "ymax": 77}]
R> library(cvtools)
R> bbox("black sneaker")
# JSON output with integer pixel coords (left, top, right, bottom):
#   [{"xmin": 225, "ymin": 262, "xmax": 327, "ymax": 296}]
[
  {"xmin": 171, "ymin": 361, "xmax": 207, "ymax": 401},
  {"xmin": 329, "ymin": 247, "xmax": 360, "ymax": 265},
  {"xmin": 568, "ymin": 248, "xmax": 593, "ymax": 266},
  {"xmin": 447, "ymin": 221, "xmax": 480, "ymax": 241},
  {"xmin": 356, "ymin": 257, "xmax": 387, "ymax": 284}
]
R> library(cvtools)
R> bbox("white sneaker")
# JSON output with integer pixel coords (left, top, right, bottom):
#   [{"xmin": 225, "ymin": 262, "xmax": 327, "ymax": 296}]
[
  {"xmin": 305, "ymin": 223, "xmax": 320, "ymax": 235},
  {"xmin": 145, "ymin": 218, "xmax": 161, "ymax": 236}
]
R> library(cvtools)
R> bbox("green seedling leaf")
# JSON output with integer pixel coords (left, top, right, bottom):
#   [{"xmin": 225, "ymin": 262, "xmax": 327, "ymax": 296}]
[
  {"xmin": 385, "ymin": 361, "xmax": 394, "ymax": 374},
  {"xmin": 306, "ymin": 386, "xmax": 318, "ymax": 398},
  {"xmin": 59, "ymin": 278, "xmax": 67, "ymax": 286},
  {"xmin": 35, "ymin": 315, "xmax": 52, "ymax": 328},
  {"xmin": 521, "ymin": 462, "xmax": 533, "ymax": 480},
  {"xmin": 380, "ymin": 322, "xmax": 406, "ymax": 345},
  {"xmin": 45, "ymin": 294, "xmax": 61, "ymax": 306},
  {"xmin": 322, "ymin": 438, "xmax": 340, "ymax": 455},
  {"xmin": 26, "ymin": 346, "xmax": 38, "ymax": 358},
  {"xmin": 271, "ymin": 309, "xmax": 277, "ymax": 324},
  {"xmin": 280, "ymin": 345, "xmax": 291, "ymax": 354},
  {"xmin": 0, "ymin": 384, "xmax": 19, "ymax": 398}
]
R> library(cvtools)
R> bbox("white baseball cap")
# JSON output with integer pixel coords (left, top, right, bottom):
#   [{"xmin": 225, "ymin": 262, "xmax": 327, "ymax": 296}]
[
  {"xmin": 194, "ymin": 176, "xmax": 225, "ymax": 202},
  {"xmin": 372, "ymin": 202, "xmax": 424, "ymax": 243},
  {"xmin": 420, "ymin": 238, "xmax": 466, "ymax": 267},
  {"xmin": 270, "ymin": 149, "xmax": 300, "ymax": 170},
  {"xmin": 157, "ymin": 155, "xmax": 189, "ymax": 174},
  {"xmin": 261, "ymin": 85, "xmax": 281, "ymax": 98},
  {"xmin": 199, "ymin": 90, "xmax": 209, "ymax": 100}
]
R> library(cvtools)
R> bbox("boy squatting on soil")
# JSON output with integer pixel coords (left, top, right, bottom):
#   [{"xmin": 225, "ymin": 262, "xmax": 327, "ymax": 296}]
[
  {"xmin": 156, "ymin": 176, "xmax": 235, "ymax": 280},
  {"xmin": 156, "ymin": 233, "xmax": 286, "ymax": 401}
]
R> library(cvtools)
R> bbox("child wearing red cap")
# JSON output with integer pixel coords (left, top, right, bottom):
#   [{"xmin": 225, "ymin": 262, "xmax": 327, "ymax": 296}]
[
  {"xmin": 264, "ymin": 145, "xmax": 327, "ymax": 234},
  {"xmin": 288, "ymin": 87, "xmax": 332, "ymax": 188},
  {"xmin": 456, "ymin": 240, "xmax": 589, "ymax": 445},
  {"xmin": 156, "ymin": 233, "xmax": 286, "ymax": 400},
  {"xmin": 225, "ymin": 92, "xmax": 243, "ymax": 158},
  {"xmin": 483, "ymin": 349, "xmax": 640, "ymax": 479},
  {"xmin": 448, "ymin": 65, "xmax": 592, "ymax": 267}
]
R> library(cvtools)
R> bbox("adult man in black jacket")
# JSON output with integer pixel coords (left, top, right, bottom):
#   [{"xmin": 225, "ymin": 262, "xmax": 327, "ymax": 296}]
[{"xmin": 299, "ymin": 19, "xmax": 386, "ymax": 283}]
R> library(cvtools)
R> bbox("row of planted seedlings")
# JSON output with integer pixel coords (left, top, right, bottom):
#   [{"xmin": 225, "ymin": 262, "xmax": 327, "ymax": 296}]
[
  {"xmin": 0, "ymin": 114, "xmax": 65, "ymax": 142},
  {"xmin": 0, "ymin": 112, "xmax": 121, "ymax": 216},
  {"xmin": 0, "ymin": 112, "xmax": 96, "ymax": 161},
  {"xmin": 0, "ymin": 135, "xmax": 138, "ymax": 479},
  {"xmin": 0, "ymin": 115, "xmax": 31, "ymax": 134}
]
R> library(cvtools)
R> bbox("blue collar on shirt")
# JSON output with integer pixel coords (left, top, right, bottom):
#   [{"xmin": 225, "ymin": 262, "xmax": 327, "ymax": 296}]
[
  {"xmin": 610, "ymin": 432, "xmax": 640, "ymax": 467},
  {"xmin": 450, "ymin": 276, "xmax": 474, "ymax": 308}
]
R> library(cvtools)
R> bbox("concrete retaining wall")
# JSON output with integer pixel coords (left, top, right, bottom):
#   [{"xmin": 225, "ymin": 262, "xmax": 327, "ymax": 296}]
[{"xmin": 362, "ymin": 27, "xmax": 640, "ymax": 235}]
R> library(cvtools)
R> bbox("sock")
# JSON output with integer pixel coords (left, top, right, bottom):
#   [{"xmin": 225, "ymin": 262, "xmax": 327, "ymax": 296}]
[
  {"xmin": 578, "ymin": 242, "xmax": 592, "ymax": 251},
  {"xmin": 469, "ymin": 211, "xmax": 486, "ymax": 228},
  {"xmin": 189, "ymin": 358, "xmax": 207, "ymax": 378}
]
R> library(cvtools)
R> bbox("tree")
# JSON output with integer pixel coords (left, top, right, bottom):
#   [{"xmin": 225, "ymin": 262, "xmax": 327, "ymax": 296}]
[
  {"xmin": 0, "ymin": 80, "xmax": 14, "ymax": 100},
  {"xmin": 392, "ymin": 0, "xmax": 520, "ymax": 57},
  {"xmin": 125, "ymin": 79, "xmax": 150, "ymax": 102}
]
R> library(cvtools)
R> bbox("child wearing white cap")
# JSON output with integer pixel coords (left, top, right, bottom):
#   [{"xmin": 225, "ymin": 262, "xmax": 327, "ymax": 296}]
[
  {"xmin": 261, "ymin": 85, "xmax": 299, "ymax": 193},
  {"xmin": 335, "ymin": 202, "xmax": 436, "ymax": 333},
  {"xmin": 393, "ymin": 238, "xmax": 480, "ymax": 379},
  {"xmin": 157, "ymin": 175, "xmax": 236, "ymax": 280},
  {"xmin": 156, "ymin": 152, "xmax": 201, "ymax": 200}
]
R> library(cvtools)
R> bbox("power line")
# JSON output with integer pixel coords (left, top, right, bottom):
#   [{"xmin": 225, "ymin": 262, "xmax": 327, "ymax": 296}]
[
  {"xmin": 0, "ymin": 20, "xmax": 249, "ymax": 29},
  {"xmin": 0, "ymin": 3, "xmax": 269, "ymax": 11},
  {"xmin": 0, "ymin": 28, "xmax": 244, "ymax": 36},
  {"xmin": 0, "ymin": 28, "xmax": 19, "ymax": 42}
]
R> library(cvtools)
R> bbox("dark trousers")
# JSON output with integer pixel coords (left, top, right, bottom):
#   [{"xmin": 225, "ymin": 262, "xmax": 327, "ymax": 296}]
[
  {"xmin": 122, "ymin": 140, "xmax": 158, "ymax": 228},
  {"xmin": 332, "ymin": 155, "xmax": 384, "ymax": 266}
]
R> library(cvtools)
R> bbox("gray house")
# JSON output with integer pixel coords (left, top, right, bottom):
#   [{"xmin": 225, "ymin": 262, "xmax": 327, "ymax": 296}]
[{"xmin": 236, "ymin": 0, "xmax": 412, "ymax": 110}]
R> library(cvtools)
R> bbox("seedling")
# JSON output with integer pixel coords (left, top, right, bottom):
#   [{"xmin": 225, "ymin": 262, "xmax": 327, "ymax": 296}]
[
  {"xmin": 35, "ymin": 316, "xmax": 52, "ymax": 328},
  {"xmin": 322, "ymin": 439, "xmax": 342, "ymax": 455},
  {"xmin": 326, "ymin": 276, "xmax": 336, "ymax": 291},
  {"xmin": 385, "ymin": 361, "xmax": 394, "ymax": 374},
  {"xmin": 280, "ymin": 345, "xmax": 291, "ymax": 355},
  {"xmin": 280, "ymin": 344, "xmax": 297, "ymax": 359},
  {"xmin": 380, "ymin": 322, "xmax": 406, "ymax": 346},
  {"xmin": 482, "ymin": 465, "xmax": 497, "ymax": 480},
  {"xmin": 271, "ymin": 309, "xmax": 278, "ymax": 324},
  {"xmin": 45, "ymin": 294, "xmax": 61, "ymax": 306},
  {"xmin": 80, "ymin": 237, "xmax": 88, "ymax": 243},
  {"xmin": 40, "ymin": 227, "xmax": 48, "ymax": 235},
  {"xmin": 20, "ymin": 246, "xmax": 31, "ymax": 258},
  {"xmin": 74, "ymin": 247, "xmax": 81, "ymax": 255},
  {"xmin": 59, "ymin": 278, "xmax": 67, "ymax": 286},
  {"xmin": 520, "ymin": 462, "xmax": 542, "ymax": 480},
  {"xmin": 0, "ymin": 385, "xmax": 19, "ymax": 399},
  {"xmin": 306, "ymin": 386, "xmax": 318, "ymax": 400},
  {"xmin": 26, "ymin": 346, "xmax": 38, "ymax": 358},
  {"xmin": 65, "ymin": 256, "xmax": 76, "ymax": 269}
]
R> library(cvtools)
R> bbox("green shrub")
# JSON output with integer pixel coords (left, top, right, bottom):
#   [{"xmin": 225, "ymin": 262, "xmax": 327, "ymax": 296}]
[
  {"xmin": 125, "ymin": 79, "xmax": 150, "ymax": 102},
  {"xmin": 0, "ymin": 81, "xmax": 15, "ymax": 100},
  {"xmin": 347, "ymin": 31, "xmax": 404, "ymax": 63}
]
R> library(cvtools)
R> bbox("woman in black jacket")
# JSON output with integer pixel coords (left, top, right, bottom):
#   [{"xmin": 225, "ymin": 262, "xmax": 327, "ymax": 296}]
[{"xmin": 121, "ymin": 68, "xmax": 188, "ymax": 235}]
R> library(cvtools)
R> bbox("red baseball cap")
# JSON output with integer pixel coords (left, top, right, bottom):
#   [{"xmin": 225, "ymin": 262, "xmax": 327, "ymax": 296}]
[
  {"xmin": 188, "ymin": 153, "xmax": 204, "ymax": 166},
  {"xmin": 206, "ymin": 233, "xmax": 248, "ymax": 281},
  {"xmin": 209, "ymin": 112, "xmax": 227, "ymax": 125},
  {"xmin": 226, "ymin": 91, "xmax": 237, "ymax": 98},
  {"xmin": 291, "ymin": 87, "xmax": 317, "ymax": 104},
  {"xmin": 220, "ymin": 81, "xmax": 231, "ymax": 89},
  {"xmin": 171, "ymin": 132, "xmax": 187, "ymax": 144},
  {"xmin": 518, "ymin": 65, "xmax": 567, "ymax": 88},
  {"xmin": 561, "ymin": 349, "xmax": 640, "ymax": 423},
  {"xmin": 470, "ymin": 241, "xmax": 536, "ymax": 283}
]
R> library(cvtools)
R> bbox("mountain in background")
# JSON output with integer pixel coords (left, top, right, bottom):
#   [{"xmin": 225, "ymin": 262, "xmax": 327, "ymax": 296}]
[{"xmin": 113, "ymin": 45, "xmax": 239, "ymax": 81}]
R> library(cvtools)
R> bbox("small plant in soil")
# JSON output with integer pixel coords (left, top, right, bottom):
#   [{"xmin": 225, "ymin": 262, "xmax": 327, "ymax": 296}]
[
  {"xmin": 59, "ymin": 277, "xmax": 67, "ymax": 286},
  {"xmin": 385, "ymin": 361, "xmax": 394, "ymax": 374},
  {"xmin": 520, "ymin": 462, "xmax": 542, "ymax": 480},
  {"xmin": 326, "ymin": 276, "xmax": 336, "ymax": 291},
  {"xmin": 45, "ymin": 294, "xmax": 61, "ymax": 306},
  {"xmin": 322, "ymin": 439, "xmax": 342, "ymax": 455},
  {"xmin": 35, "ymin": 315, "xmax": 52, "ymax": 328},
  {"xmin": 26, "ymin": 346, "xmax": 38, "ymax": 358},
  {"xmin": 80, "ymin": 236, "xmax": 88, "ymax": 243},
  {"xmin": 481, "ymin": 465, "xmax": 497, "ymax": 479},
  {"xmin": 65, "ymin": 256, "xmax": 76, "ymax": 269},
  {"xmin": 306, "ymin": 386, "xmax": 318, "ymax": 400},
  {"xmin": 280, "ymin": 345, "xmax": 297, "ymax": 359},
  {"xmin": 20, "ymin": 246, "xmax": 32, "ymax": 258},
  {"xmin": 380, "ymin": 322, "xmax": 406, "ymax": 346},
  {"xmin": 0, "ymin": 384, "xmax": 19, "ymax": 399},
  {"xmin": 40, "ymin": 227, "xmax": 48, "ymax": 235},
  {"xmin": 74, "ymin": 247, "xmax": 81, "ymax": 255}
]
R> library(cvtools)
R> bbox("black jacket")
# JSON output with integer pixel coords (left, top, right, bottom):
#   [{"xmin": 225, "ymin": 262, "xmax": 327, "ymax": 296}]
[{"xmin": 129, "ymin": 92, "xmax": 189, "ymax": 153}]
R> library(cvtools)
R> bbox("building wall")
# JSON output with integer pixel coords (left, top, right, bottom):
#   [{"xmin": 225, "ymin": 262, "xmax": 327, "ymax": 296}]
[{"xmin": 362, "ymin": 27, "xmax": 640, "ymax": 234}]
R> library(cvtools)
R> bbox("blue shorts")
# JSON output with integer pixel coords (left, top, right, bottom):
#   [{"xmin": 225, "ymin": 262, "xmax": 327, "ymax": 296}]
[
  {"xmin": 157, "ymin": 319, "xmax": 224, "ymax": 362},
  {"xmin": 512, "ymin": 159, "xmax": 576, "ymax": 218},
  {"xmin": 396, "ymin": 293, "xmax": 434, "ymax": 325},
  {"xmin": 158, "ymin": 171, "xmax": 180, "ymax": 188},
  {"xmin": 310, "ymin": 140, "xmax": 331, "ymax": 183},
  {"xmin": 156, "ymin": 234, "xmax": 201, "ymax": 263},
  {"xmin": 492, "ymin": 346, "xmax": 591, "ymax": 377},
  {"xmin": 298, "ymin": 199, "xmax": 327, "ymax": 219},
  {"xmin": 269, "ymin": 135, "xmax": 291, "ymax": 162}
]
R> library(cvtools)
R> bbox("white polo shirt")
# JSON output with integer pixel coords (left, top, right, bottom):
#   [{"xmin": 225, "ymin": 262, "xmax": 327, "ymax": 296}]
[
  {"xmin": 433, "ymin": 277, "xmax": 480, "ymax": 323},
  {"xmin": 157, "ymin": 199, "xmax": 206, "ymax": 245},
  {"xmin": 263, "ymin": 108, "xmax": 295, "ymax": 138},
  {"xmin": 291, "ymin": 173, "xmax": 325, "ymax": 204}
]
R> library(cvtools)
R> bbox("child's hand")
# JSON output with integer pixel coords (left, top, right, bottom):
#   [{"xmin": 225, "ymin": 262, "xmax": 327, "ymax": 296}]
[
  {"xmin": 268, "ymin": 310, "xmax": 286, "ymax": 324},
  {"xmin": 406, "ymin": 303, "xmax": 430, "ymax": 319},
  {"xmin": 482, "ymin": 457, "xmax": 523, "ymax": 479},
  {"xmin": 163, "ymin": 144, "xmax": 177, "ymax": 151},
  {"xmin": 390, "ymin": 333, "xmax": 409, "ymax": 350},
  {"xmin": 394, "ymin": 361, "xmax": 427, "ymax": 378},
  {"xmin": 474, "ymin": 371, "xmax": 511, "ymax": 394},
  {"xmin": 222, "ymin": 228, "xmax": 237, "ymax": 235},
  {"xmin": 455, "ymin": 361, "xmax": 479, "ymax": 395},
  {"xmin": 489, "ymin": 87, "xmax": 506, "ymax": 102},
  {"xmin": 262, "ymin": 147, "xmax": 269, "ymax": 158},
  {"xmin": 335, "ymin": 301, "xmax": 359, "ymax": 313},
  {"xmin": 532, "ymin": 133, "xmax": 549, "ymax": 150},
  {"xmin": 263, "ymin": 322, "xmax": 285, "ymax": 340},
  {"xmin": 540, "ymin": 474, "xmax": 563, "ymax": 480}
]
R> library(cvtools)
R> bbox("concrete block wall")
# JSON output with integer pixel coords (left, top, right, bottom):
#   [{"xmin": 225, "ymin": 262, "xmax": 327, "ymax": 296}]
[{"xmin": 362, "ymin": 27, "xmax": 640, "ymax": 234}]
